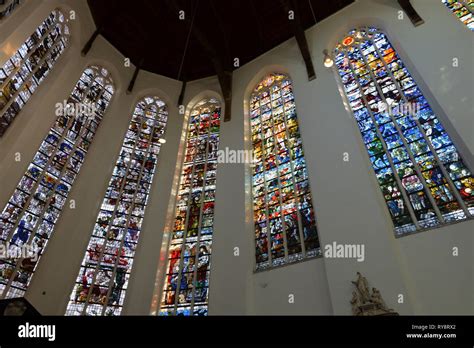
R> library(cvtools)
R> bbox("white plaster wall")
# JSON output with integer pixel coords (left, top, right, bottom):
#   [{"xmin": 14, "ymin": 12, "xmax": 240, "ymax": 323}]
[{"xmin": 0, "ymin": 0, "xmax": 472, "ymax": 315}]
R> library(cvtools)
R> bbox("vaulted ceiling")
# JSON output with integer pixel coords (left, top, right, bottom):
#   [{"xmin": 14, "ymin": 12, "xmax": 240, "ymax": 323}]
[{"xmin": 87, "ymin": 0, "xmax": 354, "ymax": 82}]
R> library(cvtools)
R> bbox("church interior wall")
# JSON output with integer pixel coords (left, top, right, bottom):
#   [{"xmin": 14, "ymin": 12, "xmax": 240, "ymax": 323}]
[{"xmin": 0, "ymin": 0, "xmax": 471, "ymax": 315}]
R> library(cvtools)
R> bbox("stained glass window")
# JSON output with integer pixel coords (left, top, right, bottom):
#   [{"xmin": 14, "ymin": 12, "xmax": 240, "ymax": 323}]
[
  {"xmin": 159, "ymin": 99, "xmax": 220, "ymax": 316},
  {"xmin": 442, "ymin": 0, "xmax": 474, "ymax": 30},
  {"xmin": 250, "ymin": 74, "xmax": 320, "ymax": 271},
  {"xmin": 0, "ymin": 0, "xmax": 22, "ymax": 20},
  {"xmin": 65, "ymin": 96, "xmax": 168, "ymax": 316},
  {"xmin": 0, "ymin": 66, "xmax": 114, "ymax": 298},
  {"xmin": 334, "ymin": 27, "xmax": 474, "ymax": 236},
  {"xmin": 0, "ymin": 9, "xmax": 69, "ymax": 136}
]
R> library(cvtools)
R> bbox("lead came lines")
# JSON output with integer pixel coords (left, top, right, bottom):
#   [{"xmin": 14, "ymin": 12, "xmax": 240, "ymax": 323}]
[
  {"xmin": 334, "ymin": 27, "xmax": 474, "ymax": 235},
  {"xmin": 0, "ymin": 67, "xmax": 113, "ymax": 298}
]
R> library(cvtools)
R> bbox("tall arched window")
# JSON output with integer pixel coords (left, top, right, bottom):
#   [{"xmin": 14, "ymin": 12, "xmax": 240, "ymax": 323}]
[
  {"xmin": 0, "ymin": 9, "xmax": 70, "ymax": 135},
  {"xmin": 334, "ymin": 27, "xmax": 473, "ymax": 236},
  {"xmin": 0, "ymin": 65, "xmax": 114, "ymax": 298},
  {"xmin": 250, "ymin": 74, "xmax": 320, "ymax": 271},
  {"xmin": 0, "ymin": 0, "xmax": 22, "ymax": 20},
  {"xmin": 159, "ymin": 98, "xmax": 220, "ymax": 316},
  {"xmin": 66, "ymin": 96, "xmax": 168, "ymax": 316},
  {"xmin": 442, "ymin": 0, "xmax": 474, "ymax": 30}
]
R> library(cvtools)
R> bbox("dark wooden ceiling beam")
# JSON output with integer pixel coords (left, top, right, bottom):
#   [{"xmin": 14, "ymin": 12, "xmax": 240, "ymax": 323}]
[
  {"xmin": 81, "ymin": 25, "xmax": 103, "ymax": 56},
  {"xmin": 397, "ymin": 0, "xmax": 424, "ymax": 27},
  {"xmin": 178, "ymin": 80, "xmax": 187, "ymax": 107},
  {"xmin": 88, "ymin": 1, "xmax": 354, "ymax": 81},
  {"xmin": 165, "ymin": 0, "xmax": 233, "ymax": 121},
  {"xmin": 280, "ymin": 0, "xmax": 316, "ymax": 81},
  {"xmin": 209, "ymin": 56, "xmax": 233, "ymax": 122},
  {"xmin": 214, "ymin": 62, "xmax": 233, "ymax": 122},
  {"xmin": 126, "ymin": 58, "xmax": 144, "ymax": 95}
]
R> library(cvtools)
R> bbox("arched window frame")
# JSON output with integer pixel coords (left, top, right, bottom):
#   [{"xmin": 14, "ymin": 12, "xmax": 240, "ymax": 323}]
[
  {"xmin": 159, "ymin": 98, "xmax": 221, "ymax": 316},
  {"xmin": 249, "ymin": 73, "xmax": 320, "ymax": 271},
  {"xmin": 0, "ymin": 65, "xmax": 114, "ymax": 299},
  {"xmin": 0, "ymin": 8, "xmax": 70, "ymax": 135},
  {"xmin": 66, "ymin": 95, "xmax": 168, "ymax": 316},
  {"xmin": 333, "ymin": 26, "xmax": 474, "ymax": 236}
]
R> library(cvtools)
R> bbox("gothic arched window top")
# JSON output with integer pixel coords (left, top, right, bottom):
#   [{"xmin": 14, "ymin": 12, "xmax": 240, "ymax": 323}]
[
  {"xmin": 159, "ymin": 98, "xmax": 221, "ymax": 316},
  {"xmin": 0, "ymin": 66, "xmax": 114, "ymax": 299},
  {"xmin": 442, "ymin": 0, "xmax": 474, "ymax": 30},
  {"xmin": 250, "ymin": 73, "xmax": 320, "ymax": 271},
  {"xmin": 0, "ymin": 8, "xmax": 70, "ymax": 135},
  {"xmin": 334, "ymin": 27, "xmax": 474, "ymax": 236},
  {"xmin": 66, "ymin": 95, "xmax": 168, "ymax": 316}
]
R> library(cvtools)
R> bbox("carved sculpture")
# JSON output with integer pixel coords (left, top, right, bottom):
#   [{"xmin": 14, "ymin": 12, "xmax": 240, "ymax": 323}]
[
  {"xmin": 350, "ymin": 291, "xmax": 361, "ymax": 316},
  {"xmin": 351, "ymin": 272, "xmax": 370, "ymax": 303},
  {"xmin": 350, "ymin": 272, "xmax": 398, "ymax": 316}
]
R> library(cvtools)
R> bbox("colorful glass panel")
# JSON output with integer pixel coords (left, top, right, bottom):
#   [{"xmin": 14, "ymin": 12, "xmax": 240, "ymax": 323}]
[
  {"xmin": 0, "ymin": 9, "xmax": 69, "ymax": 135},
  {"xmin": 65, "ymin": 96, "xmax": 168, "ymax": 316},
  {"xmin": 334, "ymin": 27, "xmax": 474, "ymax": 236},
  {"xmin": 250, "ymin": 74, "xmax": 320, "ymax": 270},
  {"xmin": 0, "ymin": 66, "xmax": 114, "ymax": 298},
  {"xmin": 159, "ymin": 99, "xmax": 220, "ymax": 316},
  {"xmin": 442, "ymin": 0, "xmax": 474, "ymax": 30}
]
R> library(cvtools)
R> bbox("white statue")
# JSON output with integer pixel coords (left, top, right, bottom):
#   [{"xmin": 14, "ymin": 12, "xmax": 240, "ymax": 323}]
[
  {"xmin": 351, "ymin": 272, "xmax": 370, "ymax": 303},
  {"xmin": 350, "ymin": 272, "xmax": 397, "ymax": 316},
  {"xmin": 350, "ymin": 291, "xmax": 362, "ymax": 315},
  {"xmin": 371, "ymin": 287, "xmax": 389, "ymax": 311}
]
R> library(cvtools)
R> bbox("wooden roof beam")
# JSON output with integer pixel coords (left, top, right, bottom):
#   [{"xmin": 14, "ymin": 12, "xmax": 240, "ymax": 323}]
[
  {"xmin": 177, "ymin": 80, "xmax": 187, "ymax": 107},
  {"xmin": 126, "ymin": 58, "xmax": 144, "ymax": 95},
  {"xmin": 165, "ymin": 0, "xmax": 233, "ymax": 121},
  {"xmin": 397, "ymin": 0, "xmax": 424, "ymax": 27},
  {"xmin": 280, "ymin": 0, "xmax": 316, "ymax": 81},
  {"xmin": 81, "ymin": 25, "xmax": 103, "ymax": 56}
]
